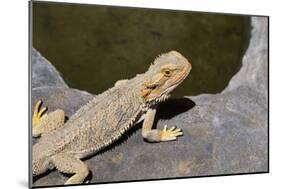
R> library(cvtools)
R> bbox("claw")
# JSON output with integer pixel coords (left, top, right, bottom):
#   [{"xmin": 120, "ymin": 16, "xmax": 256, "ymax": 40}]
[
  {"xmin": 34, "ymin": 99, "xmax": 42, "ymax": 114},
  {"xmin": 38, "ymin": 107, "xmax": 47, "ymax": 117},
  {"xmin": 160, "ymin": 125, "xmax": 183, "ymax": 141},
  {"xmin": 168, "ymin": 126, "xmax": 176, "ymax": 132},
  {"xmin": 85, "ymin": 180, "xmax": 90, "ymax": 184},
  {"xmin": 32, "ymin": 99, "xmax": 47, "ymax": 127},
  {"xmin": 172, "ymin": 128, "xmax": 182, "ymax": 133}
]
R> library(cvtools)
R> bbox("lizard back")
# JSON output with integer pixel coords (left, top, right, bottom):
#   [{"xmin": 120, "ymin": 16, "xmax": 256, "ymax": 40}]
[{"xmin": 33, "ymin": 76, "xmax": 146, "ymax": 159}]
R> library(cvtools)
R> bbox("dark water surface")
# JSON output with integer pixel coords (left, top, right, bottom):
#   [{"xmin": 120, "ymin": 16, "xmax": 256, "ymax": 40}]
[{"xmin": 33, "ymin": 2, "xmax": 251, "ymax": 96}]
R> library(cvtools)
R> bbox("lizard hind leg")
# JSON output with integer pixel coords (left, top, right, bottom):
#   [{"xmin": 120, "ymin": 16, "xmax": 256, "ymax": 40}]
[
  {"xmin": 32, "ymin": 99, "xmax": 65, "ymax": 137},
  {"xmin": 51, "ymin": 153, "xmax": 90, "ymax": 185}
]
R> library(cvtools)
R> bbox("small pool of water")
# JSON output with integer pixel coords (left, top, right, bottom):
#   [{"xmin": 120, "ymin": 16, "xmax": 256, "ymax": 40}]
[{"xmin": 33, "ymin": 2, "xmax": 251, "ymax": 97}]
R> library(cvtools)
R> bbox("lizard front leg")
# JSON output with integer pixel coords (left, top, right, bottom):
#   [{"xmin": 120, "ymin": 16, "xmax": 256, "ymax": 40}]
[
  {"xmin": 32, "ymin": 99, "xmax": 65, "ymax": 137},
  {"xmin": 142, "ymin": 108, "xmax": 183, "ymax": 142},
  {"xmin": 51, "ymin": 153, "xmax": 89, "ymax": 185}
]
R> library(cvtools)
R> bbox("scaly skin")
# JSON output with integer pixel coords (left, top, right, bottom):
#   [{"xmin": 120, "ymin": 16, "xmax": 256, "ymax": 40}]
[{"xmin": 32, "ymin": 50, "xmax": 192, "ymax": 185}]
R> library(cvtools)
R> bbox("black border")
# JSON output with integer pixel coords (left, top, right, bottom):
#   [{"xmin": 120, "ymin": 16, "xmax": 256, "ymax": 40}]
[{"xmin": 28, "ymin": 1, "xmax": 270, "ymax": 188}]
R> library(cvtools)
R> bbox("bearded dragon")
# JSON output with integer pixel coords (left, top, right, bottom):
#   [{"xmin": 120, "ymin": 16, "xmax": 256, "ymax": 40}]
[{"xmin": 32, "ymin": 50, "xmax": 192, "ymax": 185}]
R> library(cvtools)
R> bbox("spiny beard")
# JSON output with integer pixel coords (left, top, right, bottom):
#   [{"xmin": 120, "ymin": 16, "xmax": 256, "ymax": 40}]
[{"xmin": 147, "ymin": 94, "xmax": 170, "ymax": 107}]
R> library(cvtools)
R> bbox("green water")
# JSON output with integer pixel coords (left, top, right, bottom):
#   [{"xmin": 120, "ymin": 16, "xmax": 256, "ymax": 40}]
[{"xmin": 33, "ymin": 2, "xmax": 251, "ymax": 97}]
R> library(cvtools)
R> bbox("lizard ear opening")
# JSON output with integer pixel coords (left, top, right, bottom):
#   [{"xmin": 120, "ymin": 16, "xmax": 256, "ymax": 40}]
[
  {"xmin": 140, "ymin": 80, "xmax": 159, "ymax": 100},
  {"xmin": 140, "ymin": 86, "xmax": 151, "ymax": 99},
  {"xmin": 140, "ymin": 82, "xmax": 163, "ymax": 101}
]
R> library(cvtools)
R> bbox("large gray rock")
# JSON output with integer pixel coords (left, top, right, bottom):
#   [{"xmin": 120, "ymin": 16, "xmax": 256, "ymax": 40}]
[
  {"xmin": 31, "ymin": 87, "xmax": 93, "ymax": 117},
  {"xmin": 32, "ymin": 48, "xmax": 68, "ymax": 88},
  {"xmin": 224, "ymin": 17, "xmax": 268, "ymax": 98},
  {"xmin": 32, "ymin": 17, "xmax": 268, "ymax": 186}
]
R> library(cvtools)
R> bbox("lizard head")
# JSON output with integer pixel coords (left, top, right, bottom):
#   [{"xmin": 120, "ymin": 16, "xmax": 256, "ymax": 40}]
[{"xmin": 140, "ymin": 50, "xmax": 192, "ymax": 104}]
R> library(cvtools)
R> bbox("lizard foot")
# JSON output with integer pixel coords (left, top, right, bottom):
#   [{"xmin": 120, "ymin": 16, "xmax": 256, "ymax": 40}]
[
  {"xmin": 160, "ymin": 125, "xmax": 183, "ymax": 141},
  {"xmin": 32, "ymin": 99, "xmax": 47, "ymax": 127}
]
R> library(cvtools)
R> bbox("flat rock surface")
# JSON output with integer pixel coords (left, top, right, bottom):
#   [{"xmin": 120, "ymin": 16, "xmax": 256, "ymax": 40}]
[{"xmin": 32, "ymin": 17, "xmax": 268, "ymax": 186}]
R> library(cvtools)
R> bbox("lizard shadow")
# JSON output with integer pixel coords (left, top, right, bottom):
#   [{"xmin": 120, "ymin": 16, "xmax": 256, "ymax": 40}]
[
  {"xmin": 33, "ymin": 169, "xmax": 93, "ymax": 185},
  {"xmin": 155, "ymin": 97, "xmax": 196, "ymax": 120},
  {"xmin": 33, "ymin": 170, "xmax": 54, "ymax": 183}
]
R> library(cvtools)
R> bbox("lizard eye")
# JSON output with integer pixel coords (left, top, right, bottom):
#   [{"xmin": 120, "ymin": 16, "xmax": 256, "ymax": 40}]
[
  {"xmin": 163, "ymin": 69, "xmax": 171, "ymax": 76},
  {"xmin": 165, "ymin": 70, "xmax": 170, "ymax": 75}
]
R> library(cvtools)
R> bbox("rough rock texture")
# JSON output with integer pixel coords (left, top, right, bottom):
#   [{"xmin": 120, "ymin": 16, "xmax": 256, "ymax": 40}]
[
  {"xmin": 32, "ymin": 17, "xmax": 268, "ymax": 186},
  {"xmin": 224, "ymin": 17, "xmax": 268, "ymax": 98},
  {"xmin": 32, "ymin": 48, "xmax": 68, "ymax": 88},
  {"xmin": 32, "ymin": 87, "xmax": 93, "ymax": 117}
]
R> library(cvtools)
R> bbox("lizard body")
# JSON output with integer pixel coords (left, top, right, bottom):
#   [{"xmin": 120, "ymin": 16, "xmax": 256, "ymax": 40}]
[{"xmin": 32, "ymin": 50, "xmax": 192, "ymax": 185}]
